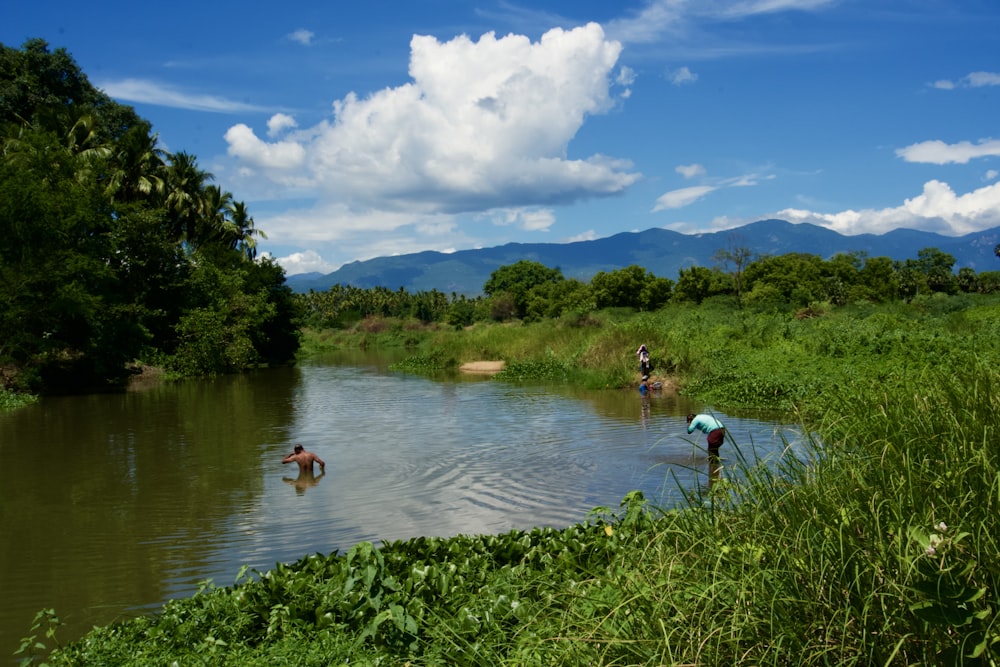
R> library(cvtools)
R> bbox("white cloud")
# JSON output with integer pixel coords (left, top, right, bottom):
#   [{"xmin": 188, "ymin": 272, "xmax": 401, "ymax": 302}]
[
  {"xmin": 272, "ymin": 249, "xmax": 336, "ymax": 275},
  {"xmin": 225, "ymin": 23, "xmax": 638, "ymax": 217},
  {"xmin": 653, "ymin": 169, "xmax": 772, "ymax": 211},
  {"xmin": 98, "ymin": 78, "xmax": 270, "ymax": 113},
  {"xmin": 667, "ymin": 66, "xmax": 698, "ymax": 85},
  {"xmin": 967, "ymin": 71, "xmax": 1000, "ymax": 87},
  {"xmin": 564, "ymin": 229, "xmax": 598, "ymax": 243},
  {"xmin": 986, "ymin": 170, "xmax": 999, "ymax": 182},
  {"xmin": 606, "ymin": 0, "xmax": 837, "ymax": 44},
  {"xmin": 896, "ymin": 138, "xmax": 1000, "ymax": 165},
  {"xmin": 653, "ymin": 185, "xmax": 717, "ymax": 211},
  {"xmin": 676, "ymin": 163, "xmax": 706, "ymax": 179},
  {"xmin": 485, "ymin": 207, "xmax": 556, "ymax": 231},
  {"xmin": 267, "ymin": 113, "xmax": 298, "ymax": 137},
  {"xmin": 707, "ymin": 0, "xmax": 839, "ymax": 18},
  {"xmin": 930, "ymin": 71, "xmax": 1000, "ymax": 89},
  {"xmin": 776, "ymin": 180, "xmax": 1000, "ymax": 236},
  {"xmin": 288, "ymin": 29, "xmax": 315, "ymax": 46},
  {"xmin": 224, "ymin": 124, "xmax": 307, "ymax": 170},
  {"xmin": 616, "ymin": 65, "xmax": 636, "ymax": 98}
]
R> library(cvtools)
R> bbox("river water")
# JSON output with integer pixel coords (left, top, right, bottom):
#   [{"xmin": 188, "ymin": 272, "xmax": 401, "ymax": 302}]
[{"xmin": 0, "ymin": 353, "xmax": 804, "ymax": 660}]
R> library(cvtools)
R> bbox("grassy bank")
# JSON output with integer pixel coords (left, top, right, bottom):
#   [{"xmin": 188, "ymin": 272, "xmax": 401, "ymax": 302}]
[
  {"xmin": 302, "ymin": 294, "xmax": 1000, "ymax": 422},
  {"xmin": 26, "ymin": 296, "xmax": 1000, "ymax": 665}
]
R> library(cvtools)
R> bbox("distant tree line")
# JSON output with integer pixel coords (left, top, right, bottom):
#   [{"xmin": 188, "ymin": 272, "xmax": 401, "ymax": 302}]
[
  {"xmin": 297, "ymin": 247, "xmax": 1000, "ymax": 330},
  {"xmin": 1, "ymin": 39, "xmax": 300, "ymax": 394}
]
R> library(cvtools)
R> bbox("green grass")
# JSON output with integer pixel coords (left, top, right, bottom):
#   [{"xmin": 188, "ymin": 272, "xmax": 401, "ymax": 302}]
[
  {"xmin": 0, "ymin": 388, "xmax": 37, "ymax": 410},
  {"xmin": 25, "ymin": 296, "xmax": 1000, "ymax": 665}
]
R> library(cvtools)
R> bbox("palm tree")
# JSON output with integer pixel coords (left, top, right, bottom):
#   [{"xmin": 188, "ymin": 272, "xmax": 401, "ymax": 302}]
[
  {"xmin": 163, "ymin": 151, "xmax": 212, "ymax": 247},
  {"xmin": 201, "ymin": 184, "xmax": 234, "ymax": 243},
  {"xmin": 224, "ymin": 200, "xmax": 267, "ymax": 261},
  {"xmin": 104, "ymin": 123, "xmax": 165, "ymax": 203},
  {"xmin": 2, "ymin": 111, "xmax": 110, "ymax": 183}
]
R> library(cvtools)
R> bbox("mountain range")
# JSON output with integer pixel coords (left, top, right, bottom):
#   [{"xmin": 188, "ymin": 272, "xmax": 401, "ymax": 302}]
[{"xmin": 285, "ymin": 219, "xmax": 1000, "ymax": 296}]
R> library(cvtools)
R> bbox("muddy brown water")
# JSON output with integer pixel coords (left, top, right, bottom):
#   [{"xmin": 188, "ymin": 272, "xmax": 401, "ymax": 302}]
[{"xmin": 0, "ymin": 353, "xmax": 804, "ymax": 660}]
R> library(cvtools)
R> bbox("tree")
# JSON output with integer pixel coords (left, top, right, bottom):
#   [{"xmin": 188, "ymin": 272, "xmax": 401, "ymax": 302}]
[
  {"xmin": 0, "ymin": 39, "xmax": 104, "ymax": 127},
  {"xmin": 524, "ymin": 278, "xmax": 594, "ymax": 320},
  {"xmin": 915, "ymin": 247, "xmax": 956, "ymax": 294},
  {"xmin": 223, "ymin": 200, "xmax": 267, "ymax": 260},
  {"xmin": 673, "ymin": 266, "xmax": 729, "ymax": 304},
  {"xmin": 956, "ymin": 267, "xmax": 979, "ymax": 293},
  {"xmin": 743, "ymin": 253, "xmax": 826, "ymax": 306},
  {"xmin": 163, "ymin": 151, "xmax": 213, "ymax": 247},
  {"xmin": 483, "ymin": 260, "xmax": 563, "ymax": 319},
  {"xmin": 0, "ymin": 39, "xmax": 300, "ymax": 391},
  {"xmin": 854, "ymin": 255, "xmax": 897, "ymax": 303},
  {"xmin": 104, "ymin": 122, "xmax": 166, "ymax": 204},
  {"xmin": 712, "ymin": 235, "xmax": 754, "ymax": 303},
  {"xmin": 590, "ymin": 265, "xmax": 671, "ymax": 310},
  {"xmin": 590, "ymin": 265, "xmax": 646, "ymax": 309}
]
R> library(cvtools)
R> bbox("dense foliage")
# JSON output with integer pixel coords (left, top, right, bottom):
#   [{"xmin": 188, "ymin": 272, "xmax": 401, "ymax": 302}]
[{"xmin": 0, "ymin": 39, "xmax": 300, "ymax": 394}]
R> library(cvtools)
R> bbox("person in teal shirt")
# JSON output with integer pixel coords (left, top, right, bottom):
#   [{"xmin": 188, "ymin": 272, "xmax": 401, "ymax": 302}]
[{"xmin": 686, "ymin": 413, "xmax": 725, "ymax": 456}]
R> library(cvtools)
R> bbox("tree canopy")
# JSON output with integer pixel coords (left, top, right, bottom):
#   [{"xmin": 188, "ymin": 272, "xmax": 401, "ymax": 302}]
[{"xmin": 1, "ymin": 39, "xmax": 299, "ymax": 393}]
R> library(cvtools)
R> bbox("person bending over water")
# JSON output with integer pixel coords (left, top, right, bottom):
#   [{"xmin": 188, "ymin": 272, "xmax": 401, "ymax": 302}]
[
  {"xmin": 686, "ymin": 413, "xmax": 725, "ymax": 457},
  {"xmin": 282, "ymin": 443, "xmax": 326, "ymax": 474}
]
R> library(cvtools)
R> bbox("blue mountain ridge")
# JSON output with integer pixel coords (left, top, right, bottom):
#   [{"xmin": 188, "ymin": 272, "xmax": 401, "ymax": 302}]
[{"xmin": 286, "ymin": 219, "xmax": 1000, "ymax": 296}]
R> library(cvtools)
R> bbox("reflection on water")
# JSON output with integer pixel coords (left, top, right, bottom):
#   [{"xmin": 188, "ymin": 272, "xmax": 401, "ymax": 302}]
[
  {"xmin": 283, "ymin": 470, "xmax": 326, "ymax": 495},
  {"xmin": 0, "ymin": 357, "xmax": 804, "ymax": 661}
]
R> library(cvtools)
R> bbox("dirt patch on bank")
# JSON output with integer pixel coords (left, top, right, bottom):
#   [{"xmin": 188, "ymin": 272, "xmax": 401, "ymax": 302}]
[
  {"xmin": 127, "ymin": 365, "xmax": 165, "ymax": 391},
  {"xmin": 459, "ymin": 360, "xmax": 506, "ymax": 375}
]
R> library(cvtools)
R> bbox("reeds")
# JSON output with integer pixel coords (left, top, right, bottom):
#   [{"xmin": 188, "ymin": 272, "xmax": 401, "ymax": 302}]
[{"xmin": 518, "ymin": 355, "xmax": 1000, "ymax": 665}]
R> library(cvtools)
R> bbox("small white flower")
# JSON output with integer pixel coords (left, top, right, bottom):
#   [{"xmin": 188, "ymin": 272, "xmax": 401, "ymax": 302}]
[
  {"xmin": 935, "ymin": 522, "xmax": 948, "ymax": 532},
  {"xmin": 926, "ymin": 546, "xmax": 936, "ymax": 557}
]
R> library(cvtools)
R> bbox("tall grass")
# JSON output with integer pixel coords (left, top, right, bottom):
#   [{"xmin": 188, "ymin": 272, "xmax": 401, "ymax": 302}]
[{"xmin": 33, "ymin": 298, "xmax": 1000, "ymax": 665}]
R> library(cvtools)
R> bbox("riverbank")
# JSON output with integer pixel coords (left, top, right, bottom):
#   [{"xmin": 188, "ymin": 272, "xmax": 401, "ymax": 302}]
[
  {"xmin": 31, "ymin": 297, "xmax": 1000, "ymax": 665},
  {"xmin": 40, "ymin": 352, "xmax": 1000, "ymax": 665}
]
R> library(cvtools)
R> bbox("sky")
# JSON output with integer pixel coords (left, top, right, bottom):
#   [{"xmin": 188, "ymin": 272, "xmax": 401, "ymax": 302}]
[{"xmin": 4, "ymin": 0, "xmax": 1000, "ymax": 276}]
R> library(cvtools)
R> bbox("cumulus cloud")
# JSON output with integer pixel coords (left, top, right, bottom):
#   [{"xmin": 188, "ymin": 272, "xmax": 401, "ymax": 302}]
[
  {"xmin": 267, "ymin": 113, "xmax": 298, "ymax": 137},
  {"xmin": 225, "ymin": 23, "xmax": 639, "ymax": 217},
  {"xmin": 896, "ymin": 138, "xmax": 1000, "ymax": 165},
  {"xmin": 272, "ymin": 249, "xmax": 335, "ymax": 275},
  {"xmin": 776, "ymin": 180, "xmax": 1000, "ymax": 236},
  {"xmin": 224, "ymin": 124, "xmax": 307, "ymax": 170}
]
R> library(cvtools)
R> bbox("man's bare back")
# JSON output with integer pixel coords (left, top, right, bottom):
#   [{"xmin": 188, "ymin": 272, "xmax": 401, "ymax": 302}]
[{"xmin": 282, "ymin": 444, "xmax": 325, "ymax": 474}]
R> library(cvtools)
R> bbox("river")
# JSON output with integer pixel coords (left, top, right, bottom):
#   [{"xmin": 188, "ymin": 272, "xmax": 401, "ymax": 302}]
[{"xmin": 0, "ymin": 353, "xmax": 804, "ymax": 661}]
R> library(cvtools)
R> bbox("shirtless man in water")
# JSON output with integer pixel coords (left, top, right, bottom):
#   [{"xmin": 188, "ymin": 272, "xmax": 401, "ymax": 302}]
[{"xmin": 282, "ymin": 443, "xmax": 326, "ymax": 474}]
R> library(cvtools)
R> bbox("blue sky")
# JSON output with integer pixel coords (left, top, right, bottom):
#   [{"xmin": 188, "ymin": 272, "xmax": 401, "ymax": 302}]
[{"xmin": 4, "ymin": 0, "xmax": 999, "ymax": 275}]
